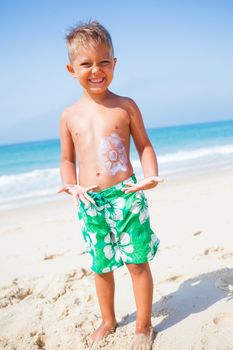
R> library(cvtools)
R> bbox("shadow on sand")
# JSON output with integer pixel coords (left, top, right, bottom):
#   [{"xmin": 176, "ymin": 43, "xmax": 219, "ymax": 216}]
[{"xmin": 120, "ymin": 267, "xmax": 233, "ymax": 332}]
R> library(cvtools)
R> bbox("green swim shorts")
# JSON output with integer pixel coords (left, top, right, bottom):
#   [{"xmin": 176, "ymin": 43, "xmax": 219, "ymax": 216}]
[{"xmin": 77, "ymin": 174, "xmax": 160, "ymax": 274}]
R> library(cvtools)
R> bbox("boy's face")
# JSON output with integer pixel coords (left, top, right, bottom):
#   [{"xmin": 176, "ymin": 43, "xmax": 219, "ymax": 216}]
[{"xmin": 67, "ymin": 43, "xmax": 116, "ymax": 95}]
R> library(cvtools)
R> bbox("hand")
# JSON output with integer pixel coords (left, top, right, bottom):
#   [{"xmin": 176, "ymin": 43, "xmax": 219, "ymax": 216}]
[
  {"xmin": 57, "ymin": 184, "xmax": 98, "ymax": 206},
  {"xmin": 121, "ymin": 176, "xmax": 164, "ymax": 194}
]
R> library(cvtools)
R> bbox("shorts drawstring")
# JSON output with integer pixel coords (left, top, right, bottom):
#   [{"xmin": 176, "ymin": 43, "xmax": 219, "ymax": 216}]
[{"xmin": 92, "ymin": 192, "xmax": 107, "ymax": 207}]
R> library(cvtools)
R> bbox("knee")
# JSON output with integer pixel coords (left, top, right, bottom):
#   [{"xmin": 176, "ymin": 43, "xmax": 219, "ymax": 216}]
[{"xmin": 127, "ymin": 263, "xmax": 148, "ymax": 276}]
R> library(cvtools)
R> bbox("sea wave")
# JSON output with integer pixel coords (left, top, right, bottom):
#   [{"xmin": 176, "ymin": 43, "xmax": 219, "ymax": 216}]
[
  {"xmin": 0, "ymin": 168, "xmax": 59, "ymax": 185},
  {"xmin": 158, "ymin": 144, "xmax": 233, "ymax": 163},
  {"xmin": 0, "ymin": 143, "xmax": 233, "ymax": 209},
  {"xmin": 0, "ymin": 168, "xmax": 61, "ymax": 209},
  {"xmin": 0, "ymin": 144, "xmax": 233, "ymax": 186}
]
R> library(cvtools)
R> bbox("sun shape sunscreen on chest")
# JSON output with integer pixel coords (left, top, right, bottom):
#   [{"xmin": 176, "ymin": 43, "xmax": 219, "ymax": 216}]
[{"xmin": 98, "ymin": 133, "xmax": 128, "ymax": 175}]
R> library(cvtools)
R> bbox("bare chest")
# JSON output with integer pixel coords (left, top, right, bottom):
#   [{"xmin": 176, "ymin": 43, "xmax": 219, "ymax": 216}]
[{"xmin": 69, "ymin": 110, "xmax": 130, "ymax": 147}]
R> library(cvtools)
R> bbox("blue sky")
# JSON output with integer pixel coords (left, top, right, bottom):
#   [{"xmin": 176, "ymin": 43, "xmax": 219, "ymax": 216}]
[{"xmin": 1, "ymin": 0, "xmax": 233, "ymax": 145}]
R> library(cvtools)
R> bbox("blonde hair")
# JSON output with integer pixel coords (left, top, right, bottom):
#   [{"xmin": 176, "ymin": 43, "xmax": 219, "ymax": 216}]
[{"xmin": 65, "ymin": 20, "xmax": 114, "ymax": 62}]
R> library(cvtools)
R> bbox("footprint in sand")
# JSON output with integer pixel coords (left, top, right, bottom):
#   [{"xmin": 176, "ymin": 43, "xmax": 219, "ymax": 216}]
[
  {"xmin": 59, "ymin": 306, "xmax": 69, "ymax": 320},
  {"xmin": 200, "ymin": 313, "xmax": 233, "ymax": 350},
  {"xmin": 194, "ymin": 247, "xmax": 226, "ymax": 260},
  {"xmin": 33, "ymin": 333, "xmax": 46, "ymax": 349},
  {"xmin": 220, "ymin": 252, "xmax": 233, "ymax": 260},
  {"xmin": 193, "ymin": 231, "xmax": 202, "ymax": 236},
  {"xmin": 167, "ymin": 274, "xmax": 183, "ymax": 282},
  {"xmin": 204, "ymin": 247, "xmax": 225, "ymax": 255},
  {"xmin": 86, "ymin": 294, "xmax": 93, "ymax": 303},
  {"xmin": 43, "ymin": 253, "xmax": 64, "ymax": 260},
  {"xmin": 158, "ymin": 274, "xmax": 183, "ymax": 284},
  {"xmin": 0, "ymin": 286, "xmax": 33, "ymax": 308},
  {"xmin": 213, "ymin": 312, "xmax": 233, "ymax": 325},
  {"xmin": 65, "ymin": 268, "xmax": 93, "ymax": 282},
  {"xmin": 51, "ymin": 286, "xmax": 67, "ymax": 302}
]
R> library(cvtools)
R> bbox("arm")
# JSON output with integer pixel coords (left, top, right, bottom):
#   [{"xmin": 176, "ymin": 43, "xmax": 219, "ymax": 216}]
[
  {"xmin": 59, "ymin": 112, "xmax": 77, "ymax": 185},
  {"xmin": 58, "ymin": 112, "xmax": 97, "ymax": 205},
  {"xmin": 123, "ymin": 99, "xmax": 163, "ymax": 192}
]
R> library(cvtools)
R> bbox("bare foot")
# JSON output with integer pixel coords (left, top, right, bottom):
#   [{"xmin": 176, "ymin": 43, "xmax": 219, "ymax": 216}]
[
  {"xmin": 87, "ymin": 321, "xmax": 117, "ymax": 347},
  {"xmin": 129, "ymin": 327, "xmax": 156, "ymax": 350}
]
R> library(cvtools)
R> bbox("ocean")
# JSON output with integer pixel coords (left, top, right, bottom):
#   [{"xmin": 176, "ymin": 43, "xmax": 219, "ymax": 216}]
[{"xmin": 0, "ymin": 119, "xmax": 233, "ymax": 210}]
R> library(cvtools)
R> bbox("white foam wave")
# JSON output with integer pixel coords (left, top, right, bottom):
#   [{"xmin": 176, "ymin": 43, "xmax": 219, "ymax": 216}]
[
  {"xmin": 1, "ymin": 143, "xmax": 233, "ymax": 210},
  {"xmin": 158, "ymin": 144, "xmax": 233, "ymax": 163},
  {"xmin": 0, "ymin": 168, "xmax": 61, "ymax": 209},
  {"xmin": 0, "ymin": 168, "xmax": 59, "ymax": 185},
  {"xmin": 1, "ymin": 144, "xmax": 233, "ymax": 187}
]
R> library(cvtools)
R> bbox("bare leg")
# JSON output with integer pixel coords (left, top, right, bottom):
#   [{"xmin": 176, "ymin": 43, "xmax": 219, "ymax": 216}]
[
  {"xmin": 89, "ymin": 271, "xmax": 117, "ymax": 344},
  {"xmin": 126, "ymin": 262, "xmax": 154, "ymax": 333}
]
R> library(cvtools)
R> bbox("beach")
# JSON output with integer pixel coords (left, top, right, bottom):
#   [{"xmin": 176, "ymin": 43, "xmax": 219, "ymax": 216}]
[{"xmin": 0, "ymin": 168, "xmax": 233, "ymax": 350}]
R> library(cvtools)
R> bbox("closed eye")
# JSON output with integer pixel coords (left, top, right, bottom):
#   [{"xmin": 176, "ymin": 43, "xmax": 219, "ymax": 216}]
[
  {"xmin": 80, "ymin": 62, "xmax": 91, "ymax": 67},
  {"xmin": 79, "ymin": 60, "xmax": 111, "ymax": 67},
  {"xmin": 100, "ymin": 60, "xmax": 111, "ymax": 66}
]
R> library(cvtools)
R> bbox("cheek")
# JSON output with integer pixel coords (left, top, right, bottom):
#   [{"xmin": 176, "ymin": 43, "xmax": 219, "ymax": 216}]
[
  {"xmin": 78, "ymin": 70, "xmax": 90, "ymax": 81},
  {"xmin": 105, "ymin": 67, "xmax": 114, "ymax": 77}
]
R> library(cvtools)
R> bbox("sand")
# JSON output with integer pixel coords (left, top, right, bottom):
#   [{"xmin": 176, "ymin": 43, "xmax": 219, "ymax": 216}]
[{"xmin": 0, "ymin": 169, "xmax": 233, "ymax": 350}]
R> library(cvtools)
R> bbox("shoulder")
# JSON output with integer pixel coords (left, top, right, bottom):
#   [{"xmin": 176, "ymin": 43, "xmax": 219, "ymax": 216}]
[
  {"xmin": 112, "ymin": 94, "xmax": 140, "ymax": 115},
  {"xmin": 60, "ymin": 101, "xmax": 79, "ymax": 119},
  {"xmin": 60, "ymin": 108, "xmax": 69, "ymax": 122},
  {"xmin": 120, "ymin": 97, "xmax": 142, "ymax": 121},
  {"xmin": 60, "ymin": 101, "xmax": 82, "ymax": 126}
]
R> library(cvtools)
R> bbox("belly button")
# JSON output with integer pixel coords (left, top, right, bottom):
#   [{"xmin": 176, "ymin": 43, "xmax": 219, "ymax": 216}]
[{"xmin": 96, "ymin": 172, "xmax": 100, "ymax": 176}]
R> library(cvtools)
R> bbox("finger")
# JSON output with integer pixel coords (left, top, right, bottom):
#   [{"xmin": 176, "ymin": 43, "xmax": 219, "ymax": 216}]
[
  {"xmin": 72, "ymin": 192, "xmax": 79, "ymax": 206},
  {"xmin": 86, "ymin": 185, "xmax": 98, "ymax": 192},
  {"xmin": 84, "ymin": 192, "xmax": 96, "ymax": 205},
  {"xmin": 122, "ymin": 186, "xmax": 137, "ymax": 193},
  {"xmin": 122, "ymin": 182, "xmax": 135, "ymax": 187},
  {"xmin": 124, "ymin": 188, "xmax": 137, "ymax": 194},
  {"xmin": 57, "ymin": 184, "xmax": 75, "ymax": 193},
  {"xmin": 150, "ymin": 176, "xmax": 164, "ymax": 183},
  {"xmin": 57, "ymin": 186, "xmax": 68, "ymax": 193},
  {"xmin": 79, "ymin": 194, "xmax": 89, "ymax": 206},
  {"xmin": 121, "ymin": 187, "xmax": 129, "ymax": 192}
]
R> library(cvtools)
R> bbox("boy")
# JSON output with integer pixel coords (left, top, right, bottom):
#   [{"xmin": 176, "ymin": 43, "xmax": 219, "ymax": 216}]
[{"xmin": 58, "ymin": 21, "xmax": 163, "ymax": 350}]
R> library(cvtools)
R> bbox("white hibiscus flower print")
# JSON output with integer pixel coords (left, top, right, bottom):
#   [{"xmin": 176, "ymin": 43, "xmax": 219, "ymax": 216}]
[
  {"xmin": 103, "ymin": 232, "xmax": 133, "ymax": 262},
  {"xmin": 130, "ymin": 191, "xmax": 149, "ymax": 224},
  {"xmin": 79, "ymin": 218, "xmax": 86, "ymax": 231},
  {"xmin": 105, "ymin": 197, "xmax": 126, "ymax": 221},
  {"xmin": 84, "ymin": 200, "xmax": 104, "ymax": 217},
  {"xmin": 147, "ymin": 233, "xmax": 159, "ymax": 260},
  {"xmin": 103, "ymin": 233, "xmax": 115, "ymax": 260},
  {"xmin": 102, "ymin": 267, "xmax": 111, "ymax": 273},
  {"xmin": 99, "ymin": 133, "xmax": 128, "ymax": 176},
  {"xmin": 86, "ymin": 252, "xmax": 93, "ymax": 267},
  {"xmin": 105, "ymin": 216, "xmax": 117, "ymax": 236},
  {"xmin": 149, "ymin": 233, "xmax": 159, "ymax": 249},
  {"xmin": 102, "ymin": 265, "xmax": 119, "ymax": 273},
  {"xmin": 84, "ymin": 232, "xmax": 97, "ymax": 254},
  {"xmin": 83, "ymin": 233, "xmax": 97, "ymax": 269}
]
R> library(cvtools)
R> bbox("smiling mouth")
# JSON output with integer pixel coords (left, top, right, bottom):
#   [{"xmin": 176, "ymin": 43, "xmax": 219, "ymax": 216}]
[{"xmin": 88, "ymin": 77, "xmax": 105, "ymax": 84}]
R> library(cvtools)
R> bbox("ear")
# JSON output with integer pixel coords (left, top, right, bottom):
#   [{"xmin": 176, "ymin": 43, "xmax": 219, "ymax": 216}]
[
  {"xmin": 66, "ymin": 64, "xmax": 77, "ymax": 78},
  {"xmin": 113, "ymin": 57, "xmax": 117, "ymax": 69}
]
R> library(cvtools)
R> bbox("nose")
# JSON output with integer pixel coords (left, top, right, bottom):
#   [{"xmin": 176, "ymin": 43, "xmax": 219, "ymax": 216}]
[{"xmin": 91, "ymin": 64, "xmax": 100, "ymax": 74}]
